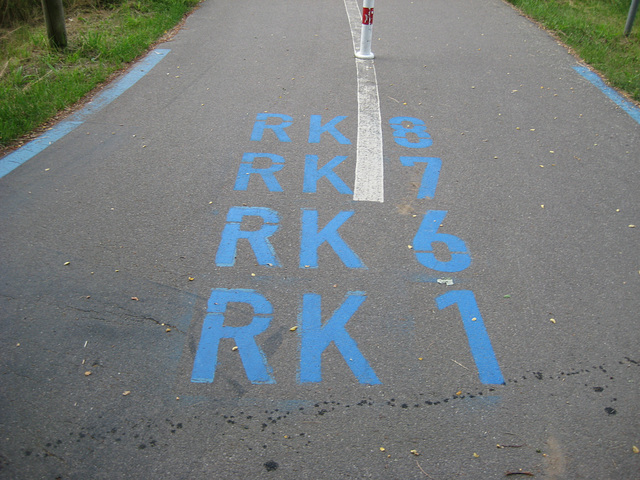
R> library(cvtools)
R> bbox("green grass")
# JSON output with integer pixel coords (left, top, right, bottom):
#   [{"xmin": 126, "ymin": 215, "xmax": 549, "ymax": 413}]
[
  {"xmin": 506, "ymin": 0, "xmax": 640, "ymax": 102},
  {"xmin": 0, "ymin": 0, "xmax": 199, "ymax": 148}
]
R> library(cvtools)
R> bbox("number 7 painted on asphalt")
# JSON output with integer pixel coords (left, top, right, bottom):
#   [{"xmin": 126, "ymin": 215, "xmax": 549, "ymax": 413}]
[
  {"xmin": 399, "ymin": 156, "xmax": 442, "ymax": 199},
  {"xmin": 435, "ymin": 290, "xmax": 505, "ymax": 385}
]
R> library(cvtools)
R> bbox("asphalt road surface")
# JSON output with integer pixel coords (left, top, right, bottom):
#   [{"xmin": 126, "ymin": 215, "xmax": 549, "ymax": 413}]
[{"xmin": 1, "ymin": 0, "xmax": 639, "ymax": 478}]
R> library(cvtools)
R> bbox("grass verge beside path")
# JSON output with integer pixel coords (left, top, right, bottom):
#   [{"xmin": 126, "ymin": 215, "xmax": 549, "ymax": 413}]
[
  {"xmin": 506, "ymin": 0, "xmax": 640, "ymax": 103},
  {"xmin": 0, "ymin": 0, "xmax": 199, "ymax": 150}
]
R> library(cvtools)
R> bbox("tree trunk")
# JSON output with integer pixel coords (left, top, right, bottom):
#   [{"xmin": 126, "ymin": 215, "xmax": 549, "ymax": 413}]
[{"xmin": 41, "ymin": 0, "xmax": 67, "ymax": 49}]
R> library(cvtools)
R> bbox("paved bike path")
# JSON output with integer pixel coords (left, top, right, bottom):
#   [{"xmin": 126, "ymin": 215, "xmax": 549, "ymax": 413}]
[{"xmin": 1, "ymin": 0, "xmax": 639, "ymax": 478}]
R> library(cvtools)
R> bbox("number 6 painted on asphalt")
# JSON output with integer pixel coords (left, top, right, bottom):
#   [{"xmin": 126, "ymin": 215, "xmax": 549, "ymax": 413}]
[{"xmin": 413, "ymin": 210, "xmax": 471, "ymax": 272}]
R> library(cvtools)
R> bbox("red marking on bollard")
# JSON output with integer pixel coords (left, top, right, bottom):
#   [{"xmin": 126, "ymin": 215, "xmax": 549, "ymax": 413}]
[{"xmin": 362, "ymin": 7, "xmax": 374, "ymax": 25}]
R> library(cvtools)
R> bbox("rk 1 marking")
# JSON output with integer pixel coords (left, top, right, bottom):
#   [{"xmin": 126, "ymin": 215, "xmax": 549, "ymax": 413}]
[{"xmin": 191, "ymin": 113, "xmax": 505, "ymax": 386}]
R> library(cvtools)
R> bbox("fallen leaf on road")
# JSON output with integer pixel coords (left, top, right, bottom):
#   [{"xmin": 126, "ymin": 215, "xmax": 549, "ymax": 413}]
[
  {"xmin": 410, "ymin": 449, "xmax": 420, "ymax": 456},
  {"xmin": 84, "ymin": 371, "xmax": 92, "ymax": 376},
  {"xmin": 289, "ymin": 326, "xmax": 298, "ymax": 332},
  {"xmin": 123, "ymin": 391, "xmax": 131, "ymax": 396},
  {"xmin": 633, "ymin": 445, "xmax": 639, "ymax": 454},
  {"xmin": 131, "ymin": 297, "xmax": 139, "ymax": 301}
]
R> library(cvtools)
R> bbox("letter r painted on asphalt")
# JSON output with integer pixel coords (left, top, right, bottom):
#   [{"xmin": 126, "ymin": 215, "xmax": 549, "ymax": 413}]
[
  {"xmin": 298, "ymin": 292, "xmax": 380, "ymax": 384},
  {"xmin": 216, "ymin": 206, "xmax": 281, "ymax": 267},
  {"xmin": 191, "ymin": 289, "xmax": 275, "ymax": 384},
  {"xmin": 250, "ymin": 113, "xmax": 293, "ymax": 142},
  {"xmin": 234, "ymin": 153, "xmax": 285, "ymax": 192}
]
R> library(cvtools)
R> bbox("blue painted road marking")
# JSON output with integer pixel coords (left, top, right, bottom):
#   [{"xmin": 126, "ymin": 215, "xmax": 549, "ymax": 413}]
[
  {"xmin": 192, "ymin": 113, "xmax": 506, "ymax": 387},
  {"xmin": 389, "ymin": 116, "xmax": 433, "ymax": 149},
  {"xmin": 298, "ymin": 292, "xmax": 380, "ymax": 384},
  {"xmin": 303, "ymin": 155, "xmax": 353, "ymax": 194},
  {"xmin": 250, "ymin": 113, "xmax": 293, "ymax": 142},
  {"xmin": 234, "ymin": 153, "xmax": 286, "ymax": 192},
  {"xmin": 300, "ymin": 209, "xmax": 366, "ymax": 269},
  {"xmin": 191, "ymin": 289, "xmax": 275, "ymax": 384},
  {"xmin": 573, "ymin": 66, "xmax": 640, "ymax": 125},
  {"xmin": 0, "ymin": 49, "xmax": 171, "ymax": 179},
  {"xmin": 308, "ymin": 115, "xmax": 351, "ymax": 144},
  {"xmin": 400, "ymin": 156, "xmax": 442, "ymax": 199},
  {"xmin": 216, "ymin": 207, "xmax": 281, "ymax": 267},
  {"xmin": 413, "ymin": 210, "xmax": 472, "ymax": 273},
  {"xmin": 436, "ymin": 290, "xmax": 505, "ymax": 385}
]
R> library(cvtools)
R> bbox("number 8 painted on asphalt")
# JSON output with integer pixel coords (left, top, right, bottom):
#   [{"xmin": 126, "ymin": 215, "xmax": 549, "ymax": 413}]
[
  {"xmin": 413, "ymin": 210, "xmax": 471, "ymax": 272},
  {"xmin": 389, "ymin": 116, "xmax": 433, "ymax": 148}
]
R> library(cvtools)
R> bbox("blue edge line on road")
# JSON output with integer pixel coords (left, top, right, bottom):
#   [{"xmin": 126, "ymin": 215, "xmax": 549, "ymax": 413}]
[
  {"xmin": 573, "ymin": 65, "xmax": 640, "ymax": 125},
  {"xmin": 0, "ymin": 48, "xmax": 171, "ymax": 179}
]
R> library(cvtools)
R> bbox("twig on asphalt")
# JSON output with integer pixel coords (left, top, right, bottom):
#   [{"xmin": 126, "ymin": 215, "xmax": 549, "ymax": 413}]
[
  {"xmin": 451, "ymin": 359, "xmax": 470, "ymax": 370},
  {"xmin": 416, "ymin": 460, "xmax": 432, "ymax": 478}
]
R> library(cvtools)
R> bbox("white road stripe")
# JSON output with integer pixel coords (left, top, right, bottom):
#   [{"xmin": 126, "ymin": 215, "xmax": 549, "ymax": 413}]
[{"xmin": 343, "ymin": 0, "xmax": 384, "ymax": 203}]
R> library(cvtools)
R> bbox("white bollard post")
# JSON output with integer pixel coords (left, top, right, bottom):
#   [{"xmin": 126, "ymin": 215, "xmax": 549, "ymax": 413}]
[{"xmin": 355, "ymin": 0, "xmax": 375, "ymax": 59}]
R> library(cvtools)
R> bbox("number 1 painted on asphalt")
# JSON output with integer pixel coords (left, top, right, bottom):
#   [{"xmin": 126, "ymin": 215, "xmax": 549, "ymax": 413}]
[{"xmin": 435, "ymin": 290, "xmax": 505, "ymax": 385}]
